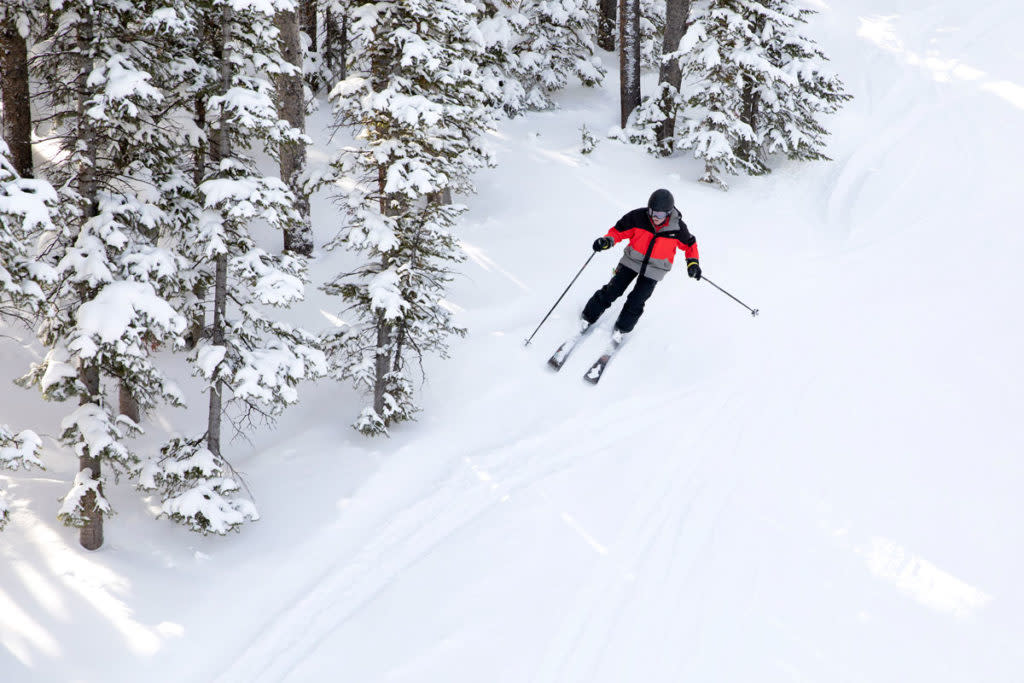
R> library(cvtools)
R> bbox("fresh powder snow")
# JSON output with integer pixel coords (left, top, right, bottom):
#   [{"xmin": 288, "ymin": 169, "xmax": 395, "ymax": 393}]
[{"xmin": 2, "ymin": 1, "xmax": 1023, "ymax": 682}]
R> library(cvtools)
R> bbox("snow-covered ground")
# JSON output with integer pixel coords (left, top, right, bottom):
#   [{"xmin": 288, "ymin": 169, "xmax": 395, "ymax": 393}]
[{"xmin": 4, "ymin": 0, "xmax": 1024, "ymax": 681}]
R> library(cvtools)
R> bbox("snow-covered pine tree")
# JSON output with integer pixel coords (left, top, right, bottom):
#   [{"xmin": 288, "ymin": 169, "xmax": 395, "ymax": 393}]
[
  {"xmin": 666, "ymin": 0, "xmax": 846, "ymax": 186},
  {"xmin": 506, "ymin": 0, "xmax": 605, "ymax": 111},
  {"xmin": 454, "ymin": 0, "xmax": 605, "ymax": 117},
  {"xmin": 23, "ymin": 0, "xmax": 194, "ymax": 549},
  {"xmin": 673, "ymin": 0, "xmax": 765, "ymax": 188},
  {"xmin": 325, "ymin": 0, "xmax": 492, "ymax": 435},
  {"xmin": 143, "ymin": 0, "xmax": 326, "ymax": 535},
  {"xmin": 747, "ymin": 0, "xmax": 850, "ymax": 164}
]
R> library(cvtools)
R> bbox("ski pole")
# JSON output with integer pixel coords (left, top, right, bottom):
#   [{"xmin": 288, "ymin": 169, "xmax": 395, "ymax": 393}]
[
  {"xmin": 702, "ymin": 276, "xmax": 760, "ymax": 317},
  {"xmin": 524, "ymin": 252, "xmax": 597, "ymax": 346}
]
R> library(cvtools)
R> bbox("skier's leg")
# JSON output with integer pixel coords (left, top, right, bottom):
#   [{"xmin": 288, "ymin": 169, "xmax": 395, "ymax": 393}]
[
  {"xmin": 614, "ymin": 275, "xmax": 657, "ymax": 332},
  {"xmin": 582, "ymin": 266, "xmax": 637, "ymax": 324}
]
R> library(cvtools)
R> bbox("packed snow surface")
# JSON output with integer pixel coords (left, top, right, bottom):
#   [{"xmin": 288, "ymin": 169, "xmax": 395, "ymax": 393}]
[{"xmin": 3, "ymin": 1, "xmax": 1024, "ymax": 681}]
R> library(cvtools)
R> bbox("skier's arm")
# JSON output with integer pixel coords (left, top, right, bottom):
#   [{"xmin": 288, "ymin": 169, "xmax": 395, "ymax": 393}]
[
  {"xmin": 682, "ymin": 239, "xmax": 699, "ymax": 261},
  {"xmin": 594, "ymin": 226, "xmax": 632, "ymax": 251},
  {"xmin": 606, "ymin": 226, "xmax": 633, "ymax": 243},
  {"xmin": 606, "ymin": 213, "xmax": 638, "ymax": 243},
  {"xmin": 679, "ymin": 236, "xmax": 701, "ymax": 279}
]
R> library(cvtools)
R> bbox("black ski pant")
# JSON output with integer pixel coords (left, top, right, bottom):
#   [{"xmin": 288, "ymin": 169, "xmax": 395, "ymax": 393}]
[{"xmin": 582, "ymin": 265, "xmax": 657, "ymax": 333}]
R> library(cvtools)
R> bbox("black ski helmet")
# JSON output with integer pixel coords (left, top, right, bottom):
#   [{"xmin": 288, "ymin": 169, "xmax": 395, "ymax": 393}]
[{"xmin": 648, "ymin": 188, "xmax": 674, "ymax": 213}]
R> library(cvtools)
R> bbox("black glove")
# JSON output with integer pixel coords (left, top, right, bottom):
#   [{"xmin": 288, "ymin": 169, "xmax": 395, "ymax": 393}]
[
  {"xmin": 593, "ymin": 236, "xmax": 614, "ymax": 252},
  {"xmin": 687, "ymin": 260, "xmax": 702, "ymax": 280}
]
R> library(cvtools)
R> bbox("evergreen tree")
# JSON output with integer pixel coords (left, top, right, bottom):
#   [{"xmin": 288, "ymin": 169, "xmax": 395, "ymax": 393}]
[
  {"xmin": 674, "ymin": 0, "xmax": 768, "ymax": 187},
  {"xmin": 749, "ymin": 0, "xmax": 850, "ymax": 164},
  {"xmin": 673, "ymin": 0, "xmax": 847, "ymax": 186},
  {"xmin": 144, "ymin": 0, "xmax": 325, "ymax": 535},
  {"xmin": 507, "ymin": 0, "xmax": 605, "ymax": 111},
  {"xmin": 325, "ymin": 0, "xmax": 491, "ymax": 435},
  {"xmin": 22, "ymin": 0, "xmax": 195, "ymax": 549},
  {"xmin": 455, "ymin": 0, "xmax": 606, "ymax": 116}
]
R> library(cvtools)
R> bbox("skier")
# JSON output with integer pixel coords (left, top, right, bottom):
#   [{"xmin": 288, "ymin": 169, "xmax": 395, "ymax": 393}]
[{"xmin": 582, "ymin": 188, "xmax": 701, "ymax": 339}]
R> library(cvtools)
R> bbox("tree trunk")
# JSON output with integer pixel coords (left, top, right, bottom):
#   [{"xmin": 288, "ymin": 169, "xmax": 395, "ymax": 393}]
[
  {"xmin": 373, "ymin": 165, "xmax": 393, "ymax": 418},
  {"xmin": 738, "ymin": 78, "xmax": 760, "ymax": 166},
  {"xmin": 299, "ymin": 0, "xmax": 317, "ymax": 52},
  {"xmin": 655, "ymin": 0, "xmax": 691, "ymax": 154},
  {"xmin": 738, "ymin": 14, "xmax": 766, "ymax": 169},
  {"xmin": 598, "ymin": 0, "xmax": 616, "ymax": 52},
  {"xmin": 619, "ymin": 0, "xmax": 641, "ymax": 128},
  {"xmin": 118, "ymin": 383, "xmax": 140, "ymax": 424},
  {"xmin": 325, "ymin": 6, "xmax": 347, "ymax": 81},
  {"xmin": 372, "ymin": 309, "xmax": 391, "ymax": 419},
  {"xmin": 207, "ymin": 251, "xmax": 227, "ymax": 457},
  {"xmin": 0, "ymin": 14, "xmax": 33, "ymax": 178},
  {"xmin": 207, "ymin": 3, "xmax": 232, "ymax": 459},
  {"xmin": 185, "ymin": 92, "xmax": 208, "ymax": 350},
  {"xmin": 367, "ymin": 11, "xmax": 397, "ymax": 424},
  {"xmin": 275, "ymin": 9, "xmax": 313, "ymax": 255},
  {"xmin": 193, "ymin": 99, "xmax": 208, "ymax": 190},
  {"xmin": 75, "ymin": 7, "xmax": 98, "ymax": 217},
  {"xmin": 370, "ymin": 28, "xmax": 393, "ymax": 93},
  {"xmin": 78, "ymin": 362, "xmax": 104, "ymax": 550},
  {"xmin": 74, "ymin": 8, "xmax": 105, "ymax": 550},
  {"xmin": 429, "ymin": 188, "xmax": 452, "ymax": 206}
]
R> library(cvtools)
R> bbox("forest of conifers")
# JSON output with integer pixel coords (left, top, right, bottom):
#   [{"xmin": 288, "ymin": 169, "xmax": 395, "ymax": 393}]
[{"xmin": 0, "ymin": 0, "xmax": 846, "ymax": 548}]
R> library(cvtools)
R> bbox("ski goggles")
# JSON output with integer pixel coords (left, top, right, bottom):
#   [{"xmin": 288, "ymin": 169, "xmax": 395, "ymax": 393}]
[{"xmin": 649, "ymin": 209, "xmax": 670, "ymax": 222}]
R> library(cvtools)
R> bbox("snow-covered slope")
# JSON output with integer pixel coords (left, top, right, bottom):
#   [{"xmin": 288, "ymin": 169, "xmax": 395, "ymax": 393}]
[{"xmin": 4, "ymin": 1, "xmax": 1024, "ymax": 681}]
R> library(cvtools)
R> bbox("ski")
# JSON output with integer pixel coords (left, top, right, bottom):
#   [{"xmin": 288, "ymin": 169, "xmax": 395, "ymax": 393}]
[
  {"xmin": 583, "ymin": 333, "xmax": 625, "ymax": 385},
  {"xmin": 547, "ymin": 322, "xmax": 593, "ymax": 370}
]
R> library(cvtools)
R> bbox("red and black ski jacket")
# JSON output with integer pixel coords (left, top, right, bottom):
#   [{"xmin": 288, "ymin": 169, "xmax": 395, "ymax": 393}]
[{"xmin": 604, "ymin": 207, "xmax": 699, "ymax": 282}]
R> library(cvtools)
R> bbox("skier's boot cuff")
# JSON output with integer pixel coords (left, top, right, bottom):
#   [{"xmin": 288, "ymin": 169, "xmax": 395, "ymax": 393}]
[{"xmin": 579, "ymin": 318, "xmax": 592, "ymax": 333}]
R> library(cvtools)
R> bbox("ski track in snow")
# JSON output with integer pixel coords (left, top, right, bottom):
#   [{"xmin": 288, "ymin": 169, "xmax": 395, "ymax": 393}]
[
  {"xmin": 213, "ymin": 461, "xmax": 499, "ymax": 683},
  {"xmin": 214, "ymin": 364, "xmax": 754, "ymax": 683},
  {"xmin": 531, "ymin": 395, "xmax": 745, "ymax": 683}
]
